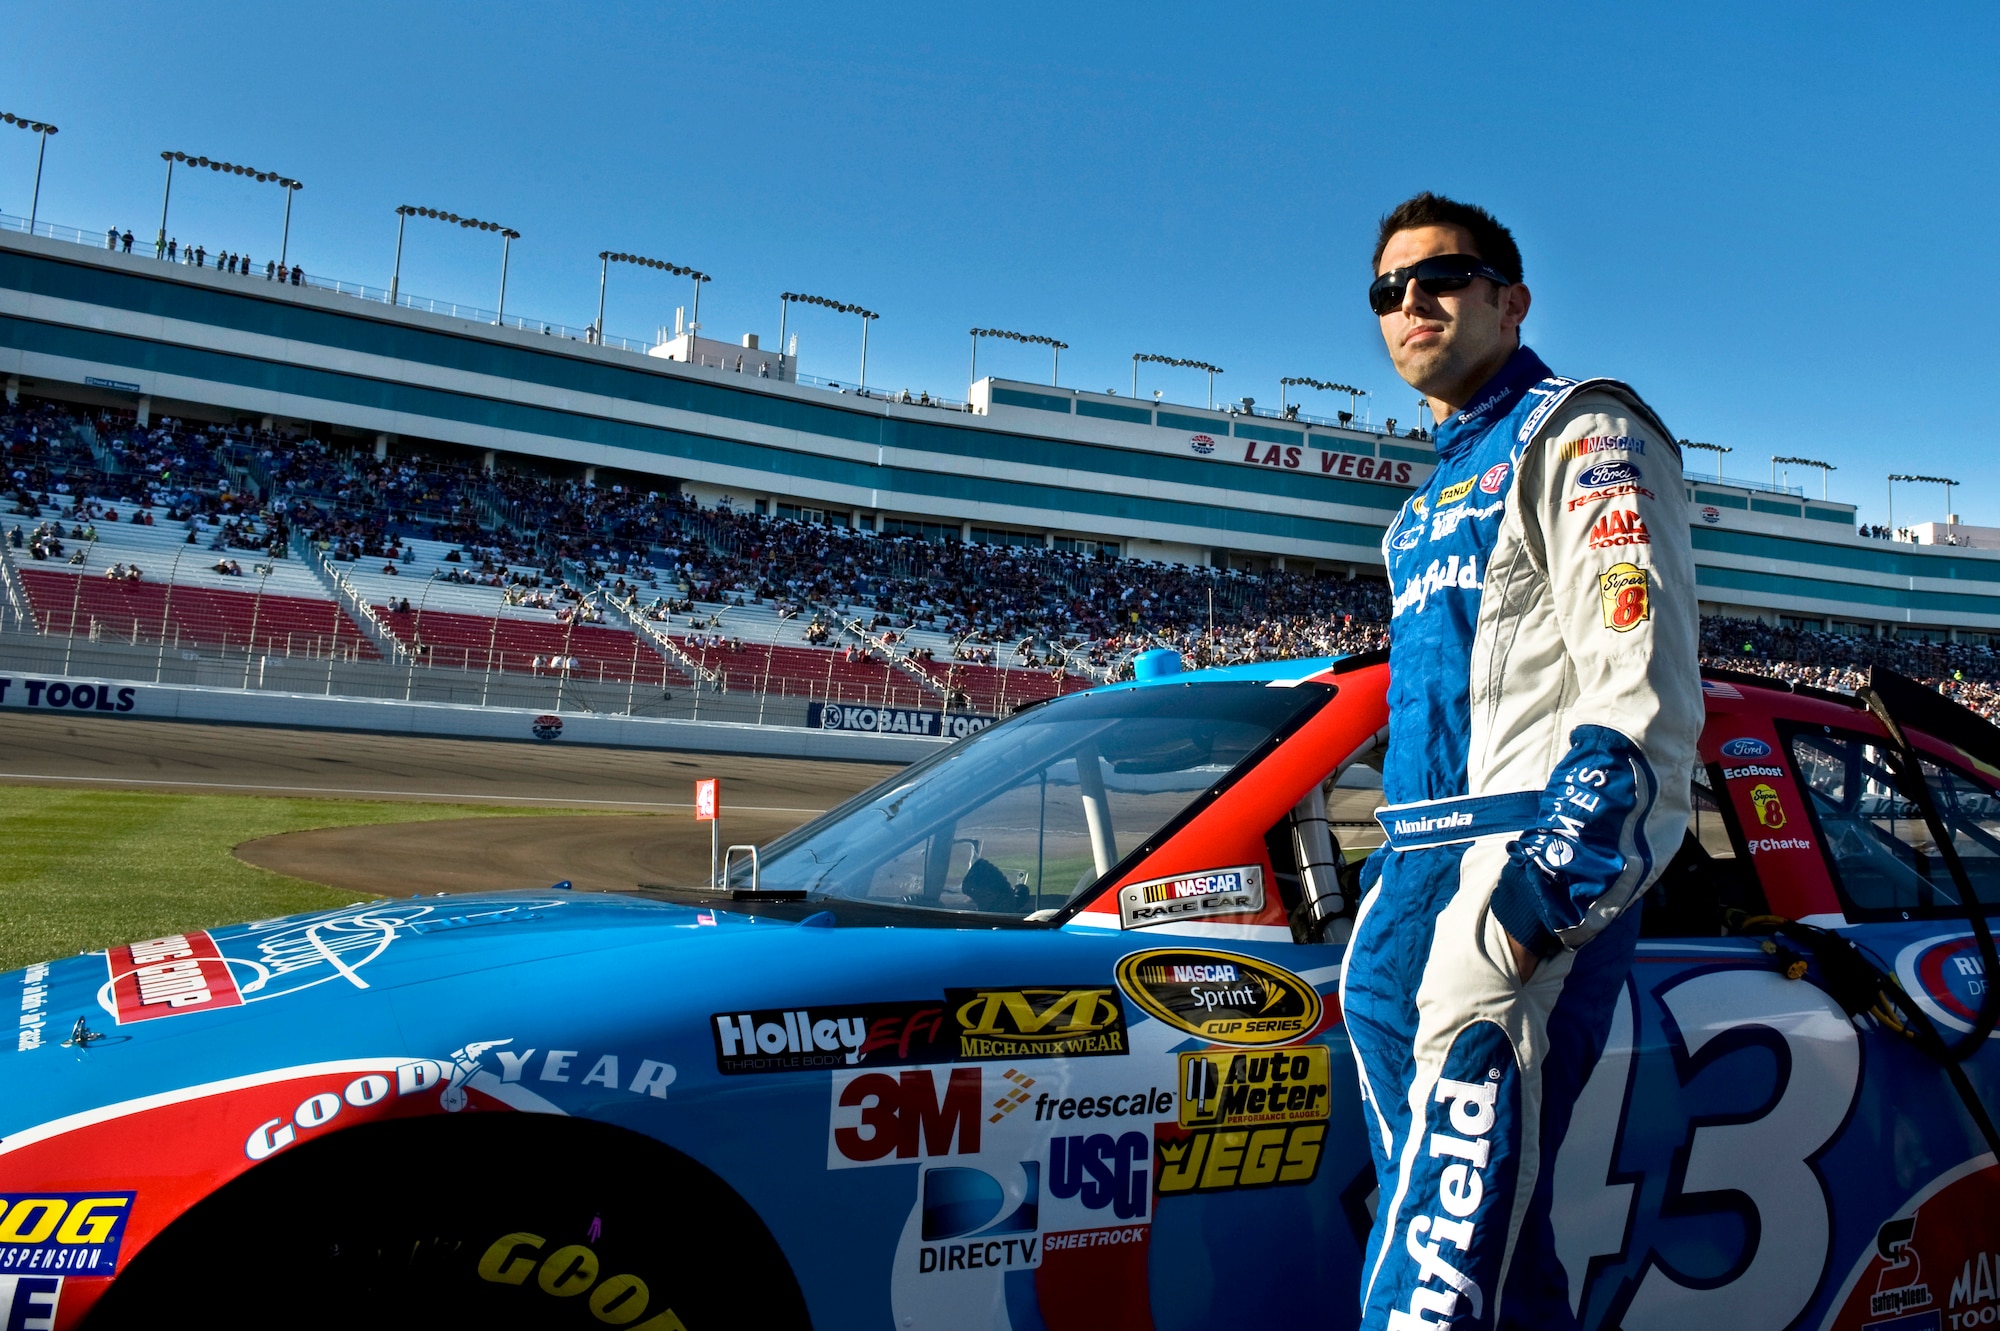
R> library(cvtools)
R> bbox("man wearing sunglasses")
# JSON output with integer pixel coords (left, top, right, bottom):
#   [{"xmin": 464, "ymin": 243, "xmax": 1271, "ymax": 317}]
[{"xmin": 1339, "ymin": 193, "xmax": 1700, "ymax": 1330}]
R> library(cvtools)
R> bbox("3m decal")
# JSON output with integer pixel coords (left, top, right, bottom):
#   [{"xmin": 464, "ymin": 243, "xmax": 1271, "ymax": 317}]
[
  {"xmin": 1479, "ymin": 462, "xmax": 1510, "ymax": 494},
  {"xmin": 1576, "ymin": 461, "xmax": 1642, "ymax": 488},
  {"xmin": 1720, "ymin": 737, "xmax": 1771, "ymax": 758},
  {"xmin": 477, "ymin": 1232, "xmax": 685, "ymax": 1329},
  {"xmin": 1749, "ymin": 783, "xmax": 1788, "ymax": 829},
  {"xmin": 1598, "ymin": 563, "xmax": 1650, "ymax": 632},
  {"xmin": 1561, "ymin": 434, "xmax": 1647, "ymax": 460},
  {"xmin": 0, "ymin": 1276, "xmax": 62, "ymax": 1328},
  {"xmin": 1178, "ymin": 1046, "xmax": 1331, "ymax": 1129},
  {"xmin": 1587, "ymin": 510, "xmax": 1650, "ymax": 549},
  {"xmin": 1438, "ymin": 478, "xmax": 1476, "ymax": 505},
  {"xmin": 1118, "ymin": 865, "xmax": 1265, "ymax": 930},
  {"xmin": 711, "ymin": 1002, "xmax": 951, "ymax": 1074},
  {"xmin": 1114, "ymin": 948, "xmax": 1322, "ymax": 1047},
  {"xmin": 0, "ymin": 1193, "xmax": 134, "ymax": 1275},
  {"xmin": 103, "ymin": 931, "xmax": 243, "ymax": 1023},
  {"xmin": 829, "ymin": 1067, "xmax": 985, "ymax": 1167},
  {"xmin": 1153, "ymin": 1122, "xmax": 1326, "ymax": 1194},
  {"xmin": 1565, "ymin": 482, "xmax": 1656, "ymax": 512},
  {"xmin": 944, "ymin": 987, "xmax": 1128, "ymax": 1061}
]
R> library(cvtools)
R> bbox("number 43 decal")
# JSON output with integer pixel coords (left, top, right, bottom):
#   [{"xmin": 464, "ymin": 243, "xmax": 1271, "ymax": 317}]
[{"xmin": 1552, "ymin": 969, "xmax": 1862, "ymax": 1331}]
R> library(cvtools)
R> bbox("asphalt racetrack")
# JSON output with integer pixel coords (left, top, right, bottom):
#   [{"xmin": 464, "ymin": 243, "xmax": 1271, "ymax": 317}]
[{"xmin": 0, "ymin": 711, "xmax": 901, "ymax": 896}]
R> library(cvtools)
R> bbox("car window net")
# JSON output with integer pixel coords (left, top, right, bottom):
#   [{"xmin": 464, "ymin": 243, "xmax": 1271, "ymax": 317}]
[
  {"xmin": 743, "ymin": 682, "xmax": 1324, "ymax": 918},
  {"xmin": 1789, "ymin": 729, "xmax": 2000, "ymax": 916}
]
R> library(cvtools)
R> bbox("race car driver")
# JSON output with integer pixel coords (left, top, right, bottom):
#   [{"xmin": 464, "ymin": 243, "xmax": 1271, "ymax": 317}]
[{"xmin": 1339, "ymin": 193, "xmax": 1701, "ymax": 1329}]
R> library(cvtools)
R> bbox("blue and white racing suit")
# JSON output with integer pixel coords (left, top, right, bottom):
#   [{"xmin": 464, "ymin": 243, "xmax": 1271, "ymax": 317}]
[{"xmin": 1339, "ymin": 345, "xmax": 1701, "ymax": 1330}]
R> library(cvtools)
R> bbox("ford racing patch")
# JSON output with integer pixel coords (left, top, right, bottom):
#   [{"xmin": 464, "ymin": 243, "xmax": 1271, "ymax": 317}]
[{"xmin": 1117, "ymin": 866, "xmax": 1264, "ymax": 930}]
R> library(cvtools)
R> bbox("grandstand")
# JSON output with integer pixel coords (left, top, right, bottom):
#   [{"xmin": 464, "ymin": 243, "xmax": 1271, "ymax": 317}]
[{"xmin": 9, "ymin": 221, "xmax": 2000, "ymax": 725}]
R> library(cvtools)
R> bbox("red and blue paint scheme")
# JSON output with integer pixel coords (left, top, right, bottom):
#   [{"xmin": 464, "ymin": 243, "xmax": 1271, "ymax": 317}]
[{"xmin": 2, "ymin": 656, "xmax": 1996, "ymax": 1331}]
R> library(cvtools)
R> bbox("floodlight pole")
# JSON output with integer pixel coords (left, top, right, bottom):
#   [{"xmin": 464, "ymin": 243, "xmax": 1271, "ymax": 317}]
[
  {"xmin": 279, "ymin": 183, "xmax": 297, "ymax": 268},
  {"xmin": 969, "ymin": 330, "xmax": 978, "ymax": 396},
  {"xmin": 155, "ymin": 154, "xmax": 175, "ymax": 253},
  {"xmin": 859, "ymin": 312, "xmax": 871, "ymax": 389},
  {"xmin": 390, "ymin": 208, "xmax": 408, "ymax": 304},
  {"xmin": 496, "ymin": 232, "xmax": 513, "ymax": 324},
  {"xmin": 596, "ymin": 254, "xmax": 609, "ymax": 343},
  {"xmin": 778, "ymin": 298, "xmax": 789, "ymax": 374},
  {"xmin": 1132, "ymin": 354, "xmax": 1139, "ymax": 400},
  {"xmin": 28, "ymin": 124, "xmax": 55, "ymax": 231}
]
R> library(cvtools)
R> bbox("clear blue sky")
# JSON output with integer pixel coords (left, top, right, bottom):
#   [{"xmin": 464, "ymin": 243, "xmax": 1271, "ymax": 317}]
[{"xmin": 3, "ymin": 2, "xmax": 1993, "ymax": 527}]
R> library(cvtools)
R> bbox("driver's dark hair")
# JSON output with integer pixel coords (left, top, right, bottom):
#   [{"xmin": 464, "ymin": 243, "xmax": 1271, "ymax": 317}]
[{"xmin": 1373, "ymin": 192, "xmax": 1523, "ymax": 284}]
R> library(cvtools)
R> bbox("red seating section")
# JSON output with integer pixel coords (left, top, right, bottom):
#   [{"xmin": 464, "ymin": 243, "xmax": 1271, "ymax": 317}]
[
  {"xmin": 680, "ymin": 638, "xmax": 937, "ymax": 709},
  {"xmin": 911, "ymin": 658, "xmax": 1094, "ymax": 713},
  {"xmin": 17, "ymin": 567, "xmax": 381, "ymax": 658},
  {"xmin": 374, "ymin": 606, "xmax": 687, "ymax": 685}
]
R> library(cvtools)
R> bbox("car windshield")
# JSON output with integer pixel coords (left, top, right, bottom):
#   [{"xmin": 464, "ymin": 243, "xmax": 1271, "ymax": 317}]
[{"xmin": 740, "ymin": 680, "xmax": 1330, "ymax": 920}]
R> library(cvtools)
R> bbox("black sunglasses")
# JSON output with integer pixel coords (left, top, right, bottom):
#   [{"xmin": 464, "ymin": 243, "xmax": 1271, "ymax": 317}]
[{"xmin": 1368, "ymin": 254, "xmax": 1512, "ymax": 315}]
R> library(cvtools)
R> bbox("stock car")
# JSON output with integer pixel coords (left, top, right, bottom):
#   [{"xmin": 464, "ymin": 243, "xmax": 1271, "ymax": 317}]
[{"xmin": 2, "ymin": 651, "xmax": 1998, "ymax": 1331}]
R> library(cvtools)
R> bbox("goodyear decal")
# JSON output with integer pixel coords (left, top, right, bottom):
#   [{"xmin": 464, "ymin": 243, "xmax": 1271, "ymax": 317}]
[
  {"xmin": 0, "ymin": 1193, "xmax": 135, "ymax": 1275},
  {"xmin": 1114, "ymin": 948, "xmax": 1322, "ymax": 1047},
  {"xmin": 1117, "ymin": 865, "xmax": 1265, "ymax": 930}
]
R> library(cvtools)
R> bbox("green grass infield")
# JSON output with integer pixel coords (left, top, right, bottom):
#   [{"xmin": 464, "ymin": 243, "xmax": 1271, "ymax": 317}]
[{"xmin": 0, "ymin": 787, "xmax": 577, "ymax": 974}]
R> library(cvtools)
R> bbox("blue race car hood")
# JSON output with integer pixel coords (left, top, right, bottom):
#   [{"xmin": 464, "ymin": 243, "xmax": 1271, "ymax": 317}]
[{"xmin": 2, "ymin": 890, "xmax": 779, "ymax": 1136}]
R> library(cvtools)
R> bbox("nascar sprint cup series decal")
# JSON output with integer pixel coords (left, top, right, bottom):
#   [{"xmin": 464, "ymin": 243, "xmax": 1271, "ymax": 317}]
[
  {"xmin": 1114, "ymin": 948, "xmax": 1322, "ymax": 1047},
  {"xmin": 1117, "ymin": 866, "xmax": 1265, "ymax": 930}
]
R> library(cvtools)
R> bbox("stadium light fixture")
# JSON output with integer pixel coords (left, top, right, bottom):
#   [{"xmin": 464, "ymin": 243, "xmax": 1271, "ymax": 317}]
[
  {"xmin": 389, "ymin": 205, "xmax": 519, "ymax": 319},
  {"xmin": 156, "ymin": 150, "xmax": 303, "ymax": 265},
  {"xmin": 969, "ymin": 328, "xmax": 1068, "ymax": 390},
  {"xmin": 782, "ymin": 292, "xmax": 879, "ymax": 389},
  {"xmin": 3, "ymin": 113, "xmax": 58, "ymax": 232},
  {"xmin": 1888, "ymin": 473, "xmax": 1959, "ymax": 535},
  {"xmin": 1678, "ymin": 439, "xmax": 1732, "ymax": 482},
  {"xmin": 1134, "ymin": 353, "xmax": 1224, "ymax": 409},
  {"xmin": 1771, "ymin": 455, "xmax": 1836, "ymax": 500},
  {"xmin": 1280, "ymin": 376, "xmax": 1367, "ymax": 422},
  {"xmin": 596, "ymin": 250, "xmax": 709, "ymax": 349}
]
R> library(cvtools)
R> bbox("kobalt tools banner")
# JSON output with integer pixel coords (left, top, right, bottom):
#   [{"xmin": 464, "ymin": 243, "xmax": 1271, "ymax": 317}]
[{"xmin": 808, "ymin": 703, "xmax": 996, "ymax": 738}]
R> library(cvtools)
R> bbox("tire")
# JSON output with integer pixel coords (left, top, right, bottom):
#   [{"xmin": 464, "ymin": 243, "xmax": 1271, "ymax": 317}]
[{"xmin": 89, "ymin": 1115, "xmax": 811, "ymax": 1330}]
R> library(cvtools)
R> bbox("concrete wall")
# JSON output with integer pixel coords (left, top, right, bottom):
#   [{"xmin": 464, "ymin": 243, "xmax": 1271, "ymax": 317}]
[{"xmin": 0, "ymin": 671, "xmax": 946, "ymax": 763}]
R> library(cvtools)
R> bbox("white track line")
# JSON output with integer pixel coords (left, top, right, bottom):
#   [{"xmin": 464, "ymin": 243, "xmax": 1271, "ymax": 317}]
[{"xmin": 0, "ymin": 771, "xmax": 830, "ymax": 813}]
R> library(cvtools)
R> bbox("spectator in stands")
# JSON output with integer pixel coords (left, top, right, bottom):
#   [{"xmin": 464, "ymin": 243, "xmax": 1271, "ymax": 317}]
[
  {"xmin": 167, "ymin": 238, "xmax": 177, "ymax": 261},
  {"xmin": 194, "ymin": 245, "xmax": 206, "ymax": 268},
  {"xmin": 122, "ymin": 231, "xmax": 133, "ymax": 254}
]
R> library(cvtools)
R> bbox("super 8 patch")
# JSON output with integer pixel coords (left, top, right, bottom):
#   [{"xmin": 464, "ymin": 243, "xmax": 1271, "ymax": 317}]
[{"xmin": 1599, "ymin": 562, "xmax": 1650, "ymax": 632}]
